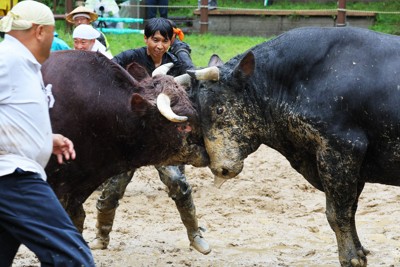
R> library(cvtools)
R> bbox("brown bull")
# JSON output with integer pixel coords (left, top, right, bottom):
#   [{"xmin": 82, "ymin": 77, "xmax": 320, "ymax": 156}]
[{"xmin": 42, "ymin": 50, "xmax": 209, "ymax": 231}]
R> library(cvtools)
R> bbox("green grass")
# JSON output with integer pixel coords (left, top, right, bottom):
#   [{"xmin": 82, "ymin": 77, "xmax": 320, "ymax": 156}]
[{"xmin": 55, "ymin": 0, "xmax": 399, "ymax": 66}]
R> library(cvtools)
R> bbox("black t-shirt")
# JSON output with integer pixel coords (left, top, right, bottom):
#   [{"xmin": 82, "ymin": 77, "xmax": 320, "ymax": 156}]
[{"xmin": 112, "ymin": 46, "xmax": 186, "ymax": 77}]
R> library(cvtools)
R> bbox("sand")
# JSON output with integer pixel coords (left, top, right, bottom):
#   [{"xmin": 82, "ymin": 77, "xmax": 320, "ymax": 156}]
[{"xmin": 13, "ymin": 145, "xmax": 400, "ymax": 266}]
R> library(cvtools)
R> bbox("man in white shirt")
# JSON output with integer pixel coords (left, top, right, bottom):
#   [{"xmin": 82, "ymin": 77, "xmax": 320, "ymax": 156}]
[
  {"xmin": 73, "ymin": 24, "xmax": 113, "ymax": 58},
  {"xmin": 0, "ymin": 1, "xmax": 95, "ymax": 266}
]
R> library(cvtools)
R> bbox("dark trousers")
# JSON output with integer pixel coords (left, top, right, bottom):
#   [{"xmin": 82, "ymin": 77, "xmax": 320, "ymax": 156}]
[
  {"xmin": 146, "ymin": 0, "xmax": 168, "ymax": 19},
  {"xmin": 0, "ymin": 169, "xmax": 94, "ymax": 267}
]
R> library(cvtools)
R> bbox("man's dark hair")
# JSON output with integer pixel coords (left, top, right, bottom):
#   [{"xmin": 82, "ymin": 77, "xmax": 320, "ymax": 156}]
[{"xmin": 144, "ymin": 17, "xmax": 173, "ymax": 40}]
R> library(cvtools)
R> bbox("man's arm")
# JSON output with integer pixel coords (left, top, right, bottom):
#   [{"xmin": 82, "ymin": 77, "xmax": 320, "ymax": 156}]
[{"xmin": 170, "ymin": 40, "xmax": 195, "ymax": 70}]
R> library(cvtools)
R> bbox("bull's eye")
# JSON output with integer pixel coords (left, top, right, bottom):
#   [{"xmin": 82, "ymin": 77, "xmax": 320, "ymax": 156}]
[{"xmin": 216, "ymin": 107, "xmax": 224, "ymax": 115}]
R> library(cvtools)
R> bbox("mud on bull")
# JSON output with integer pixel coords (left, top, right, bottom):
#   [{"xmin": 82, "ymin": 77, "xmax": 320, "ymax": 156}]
[{"xmin": 188, "ymin": 26, "xmax": 400, "ymax": 266}]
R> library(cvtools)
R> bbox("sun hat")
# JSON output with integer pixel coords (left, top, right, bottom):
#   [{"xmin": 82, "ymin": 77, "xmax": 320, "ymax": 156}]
[
  {"xmin": 0, "ymin": 0, "xmax": 55, "ymax": 32},
  {"xmin": 66, "ymin": 6, "xmax": 98, "ymax": 24},
  {"xmin": 73, "ymin": 24, "xmax": 100, "ymax": 39}
]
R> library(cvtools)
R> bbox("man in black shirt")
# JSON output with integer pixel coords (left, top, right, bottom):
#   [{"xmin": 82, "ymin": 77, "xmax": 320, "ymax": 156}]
[{"xmin": 91, "ymin": 18, "xmax": 211, "ymax": 255}]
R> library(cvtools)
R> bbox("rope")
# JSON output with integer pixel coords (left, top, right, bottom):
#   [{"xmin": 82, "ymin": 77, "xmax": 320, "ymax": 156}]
[
  {"xmin": 97, "ymin": 28, "xmax": 144, "ymax": 34},
  {"xmin": 119, "ymin": 4, "xmax": 400, "ymax": 15},
  {"xmin": 97, "ymin": 17, "xmax": 143, "ymax": 23}
]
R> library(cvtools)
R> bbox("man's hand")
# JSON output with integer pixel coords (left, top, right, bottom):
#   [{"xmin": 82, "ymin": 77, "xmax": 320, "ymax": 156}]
[{"xmin": 52, "ymin": 134, "xmax": 76, "ymax": 164}]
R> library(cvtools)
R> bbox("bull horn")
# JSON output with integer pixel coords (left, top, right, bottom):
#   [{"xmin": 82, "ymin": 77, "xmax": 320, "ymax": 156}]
[
  {"xmin": 152, "ymin": 62, "xmax": 174, "ymax": 76},
  {"xmin": 186, "ymin": 66, "xmax": 220, "ymax": 81},
  {"xmin": 174, "ymin": 73, "xmax": 191, "ymax": 87},
  {"xmin": 157, "ymin": 93, "xmax": 188, "ymax": 122}
]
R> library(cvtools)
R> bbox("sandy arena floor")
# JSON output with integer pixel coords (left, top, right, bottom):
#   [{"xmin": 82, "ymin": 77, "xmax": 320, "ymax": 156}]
[{"xmin": 14, "ymin": 145, "xmax": 400, "ymax": 266}]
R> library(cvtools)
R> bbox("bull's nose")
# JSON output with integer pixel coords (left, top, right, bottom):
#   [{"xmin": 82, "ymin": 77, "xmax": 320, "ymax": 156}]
[
  {"xmin": 221, "ymin": 168, "xmax": 229, "ymax": 176},
  {"xmin": 210, "ymin": 161, "xmax": 243, "ymax": 179}
]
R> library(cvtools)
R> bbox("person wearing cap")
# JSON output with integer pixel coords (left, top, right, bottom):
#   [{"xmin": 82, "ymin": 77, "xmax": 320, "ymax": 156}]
[
  {"xmin": 91, "ymin": 17, "xmax": 211, "ymax": 256},
  {"xmin": 65, "ymin": 5, "xmax": 110, "ymax": 52},
  {"xmin": 0, "ymin": 1, "xmax": 95, "ymax": 266},
  {"xmin": 73, "ymin": 24, "xmax": 113, "ymax": 58}
]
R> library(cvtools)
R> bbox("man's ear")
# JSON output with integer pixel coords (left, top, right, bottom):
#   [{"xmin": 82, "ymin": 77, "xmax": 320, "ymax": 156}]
[{"xmin": 34, "ymin": 25, "xmax": 45, "ymax": 40}]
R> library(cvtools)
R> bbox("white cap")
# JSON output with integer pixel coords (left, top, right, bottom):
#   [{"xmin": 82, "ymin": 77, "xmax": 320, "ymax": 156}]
[
  {"xmin": 0, "ymin": 0, "xmax": 55, "ymax": 32},
  {"xmin": 73, "ymin": 24, "xmax": 100, "ymax": 40}
]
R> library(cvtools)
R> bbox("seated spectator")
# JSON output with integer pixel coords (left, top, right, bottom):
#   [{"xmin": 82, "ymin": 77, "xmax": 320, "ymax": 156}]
[
  {"xmin": 51, "ymin": 32, "xmax": 71, "ymax": 51},
  {"xmin": 73, "ymin": 24, "xmax": 113, "ymax": 58}
]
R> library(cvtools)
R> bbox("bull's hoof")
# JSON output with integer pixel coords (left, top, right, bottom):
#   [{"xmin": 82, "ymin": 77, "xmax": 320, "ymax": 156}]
[
  {"xmin": 90, "ymin": 237, "xmax": 109, "ymax": 250},
  {"xmin": 350, "ymin": 258, "xmax": 366, "ymax": 267},
  {"xmin": 361, "ymin": 246, "xmax": 370, "ymax": 256},
  {"xmin": 349, "ymin": 250, "xmax": 367, "ymax": 267},
  {"xmin": 190, "ymin": 235, "xmax": 211, "ymax": 255}
]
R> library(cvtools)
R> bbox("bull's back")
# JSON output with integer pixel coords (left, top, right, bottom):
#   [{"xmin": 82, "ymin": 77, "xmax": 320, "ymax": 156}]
[{"xmin": 254, "ymin": 27, "xmax": 400, "ymax": 130}]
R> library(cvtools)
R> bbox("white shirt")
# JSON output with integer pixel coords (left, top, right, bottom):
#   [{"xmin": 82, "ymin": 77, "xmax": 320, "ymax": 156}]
[
  {"xmin": 92, "ymin": 39, "xmax": 113, "ymax": 59},
  {"xmin": 0, "ymin": 34, "xmax": 53, "ymax": 180}
]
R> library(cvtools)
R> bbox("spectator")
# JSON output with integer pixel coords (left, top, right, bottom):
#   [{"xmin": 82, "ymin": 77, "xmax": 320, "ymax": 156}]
[
  {"xmin": 85, "ymin": 0, "xmax": 124, "ymax": 29},
  {"xmin": 0, "ymin": 0, "xmax": 16, "ymax": 39},
  {"xmin": 0, "ymin": 1, "xmax": 95, "ymax": 266},
  {"xmin": 51, "ymin": 31, "xmax": 71, "ymax": 51},
  {"xmin": 0, "ymin": 0, "xmax": 17, "ymax": 16},
  {"xmin": 90, "ymin": 17, "xmax": 211, "ymax": 256},
  {"xmin": 146, "ymin": 0, "xmax": 168, "ymax": 19},
  {"xmin": 197, "ymin": 0, "xmax": 217, "ymax": 10},
  {"xmin": 73, "ymin": 24, "xmax": 113, "ymax": 58},
  {"xmin": 65, "ymin": 5, "xmax": 111, "ymax": 52}
]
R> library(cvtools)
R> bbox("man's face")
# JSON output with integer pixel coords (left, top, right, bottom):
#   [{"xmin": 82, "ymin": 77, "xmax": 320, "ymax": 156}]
[
  {"xmin": 43, "ymin": 25, "xmax": 55, "ymax": 54},
  {"xmin": 36, "ymin": 24, "xmax": 54, "ymax": 63},
  {"xmin": 74, "ymin": 38, "xmax": 96, "ymax": 51},
  {"xmin": 73, "ymin": 15, "xmax": 91, "ymax": 26},
  {"xmin": 145, "ymin": 31, "xmax": 171, "ymax": 60}
]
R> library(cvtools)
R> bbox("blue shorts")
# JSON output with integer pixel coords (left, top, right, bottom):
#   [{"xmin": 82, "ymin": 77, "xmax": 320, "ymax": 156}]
[{"xmin": 0, "ymin": 168, "xmax": 94, "ymax": 267}]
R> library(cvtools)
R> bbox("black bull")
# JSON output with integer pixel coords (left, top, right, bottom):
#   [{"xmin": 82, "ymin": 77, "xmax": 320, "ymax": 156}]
[
  {"xmin": 188, "ymin": 26, "xmax": 400, "ymax": 267},
  {"xmin": 42, "ymin": 50, "xmax": 209, "ymax": 231}
]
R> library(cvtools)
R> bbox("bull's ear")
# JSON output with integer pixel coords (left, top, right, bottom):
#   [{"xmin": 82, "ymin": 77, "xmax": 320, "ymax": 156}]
[
  {"xmin": 233, "ymin": 51, "xmax": 255, "ymax": 80},
  {"xmin": 208, "ymin": 54, "xmax": 224, "ymax": 67},
  {"xmin": 130, "ymin": 93, "xmax": 151, "ymax": 116},
  {"xmin": 126, "ymin": 62, "xmax": 150, "ymax": 82}
]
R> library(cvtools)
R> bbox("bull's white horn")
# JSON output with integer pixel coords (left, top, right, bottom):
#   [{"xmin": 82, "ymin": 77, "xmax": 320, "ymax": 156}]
[
  {"xmin": 156, "ymin": 93, "xmax": 188, "ymax": 122},
  {"xmin": 187, "ymin": 66, "xmax": 220, "ymax": 81},
  {"xmin": 214, "ymin": 176, "xmax": 227, "ymax": 188},
  {"xmin": 152, "ymin": 63, "xmax": 174, "ymax": 76},
  {"xmin": 174, "ymin": 73, "xmax": 192, "ymax": 87}
]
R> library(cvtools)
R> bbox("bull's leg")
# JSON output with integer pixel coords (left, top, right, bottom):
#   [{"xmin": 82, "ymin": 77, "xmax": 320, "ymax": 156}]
[
  {"xmin": 156, "ymin": 165, "xmax": 211, "ymax": 255},
  {"xmin": 350, "ymin": 182, "xmax": 370, "ymax": 256},
  {"xmin": 317, "ymin": 138, "xmax": 368, "ymax": 267},
  {"xmin": 65, "ymin": 203, "xmax": 86, "ymax": 233},
  {"xmin": 90, "ymin": 170, "xmax": 135, "ymax": 250},
  {"xmin": 59, "ymin": 197, "xmax": 86, "ymax": 233}
]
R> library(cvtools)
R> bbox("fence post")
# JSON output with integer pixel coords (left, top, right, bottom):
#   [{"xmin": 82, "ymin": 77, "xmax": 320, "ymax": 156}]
[
  {"xmin": 200, "ymin": 0, "xmax": 208, "ymax": 34},
  {"xmin": 337, "ymin": 0, "xmax": 346, "ymax": 26}
]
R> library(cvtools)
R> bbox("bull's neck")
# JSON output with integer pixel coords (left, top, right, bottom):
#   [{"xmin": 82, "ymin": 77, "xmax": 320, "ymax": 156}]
[{"xmin": 247, "ymin": 72, "xmax": 295, "ymax": 154}]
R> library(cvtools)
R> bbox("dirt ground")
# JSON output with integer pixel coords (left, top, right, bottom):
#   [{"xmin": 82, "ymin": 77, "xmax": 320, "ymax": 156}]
[{"xmin": 13, "ymin": 145, "xmax": 400, "ymax": 266}]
